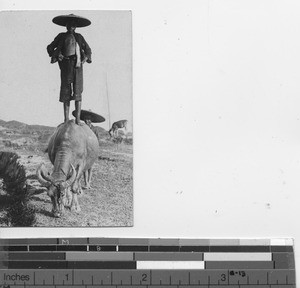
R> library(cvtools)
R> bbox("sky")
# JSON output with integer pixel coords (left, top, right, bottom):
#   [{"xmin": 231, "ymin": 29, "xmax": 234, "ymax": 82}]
[{"xmin": 0, "ymin": 10, "xmax": 132, "ymax": 130}]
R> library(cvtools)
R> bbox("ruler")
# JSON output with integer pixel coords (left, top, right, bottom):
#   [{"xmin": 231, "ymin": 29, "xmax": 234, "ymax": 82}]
[{"xmin": 0, "ymin": 238, "xmax": 296, "ymax": 288}]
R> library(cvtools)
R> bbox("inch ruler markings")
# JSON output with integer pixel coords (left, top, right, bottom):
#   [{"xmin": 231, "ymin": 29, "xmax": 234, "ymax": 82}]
[{"xmin": 0, "ymin": 238, "xmax": 296, "ymax": 287}]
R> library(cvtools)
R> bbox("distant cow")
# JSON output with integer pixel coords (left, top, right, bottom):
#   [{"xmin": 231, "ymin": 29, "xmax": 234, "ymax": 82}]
[
  {"xmin": 109, "ymin": 120, "xmax": 128, "ymax": 137},
  {"xmin": 37, "ymin": 120, "xmax": 99, "ymax": 217}
]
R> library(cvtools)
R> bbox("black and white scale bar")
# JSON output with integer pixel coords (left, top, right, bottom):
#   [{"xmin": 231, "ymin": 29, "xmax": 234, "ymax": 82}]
[
  {"xmin": 0, "ymin": 269, "xmax": 296, "ymax": 286},
  {"xmin": 0, "ymin": 245, "xmax": 294, "ymax": 253},
  {"xmin": 0, "ymin": 238, "xmax": 295, "ymax": 286},
  {"xmin": 0, "ymin": 261, "xmax": 287, "ymax": 270}
]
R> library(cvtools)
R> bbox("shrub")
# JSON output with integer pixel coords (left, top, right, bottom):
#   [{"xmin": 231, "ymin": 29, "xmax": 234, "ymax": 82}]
[{"xmin": 0, "ymin": 151, "xmax": 35, "ymax": 226}]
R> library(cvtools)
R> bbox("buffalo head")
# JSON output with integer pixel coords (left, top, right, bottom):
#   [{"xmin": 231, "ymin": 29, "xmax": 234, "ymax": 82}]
[{"xmin": 37, "ymin": 163, "xmax": 76, "ymax": 217}]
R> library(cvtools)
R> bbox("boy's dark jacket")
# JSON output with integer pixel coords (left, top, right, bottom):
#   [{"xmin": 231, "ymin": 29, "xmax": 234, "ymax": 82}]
[{"xmin": 47, "ymin": 32, "xmax": 92, "ymax": 64}]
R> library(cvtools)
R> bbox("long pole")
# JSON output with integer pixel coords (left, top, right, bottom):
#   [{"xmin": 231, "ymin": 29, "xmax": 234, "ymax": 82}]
[{"xmin": 105, "ymin": 71, "xmax": 111, "ymax": 130}]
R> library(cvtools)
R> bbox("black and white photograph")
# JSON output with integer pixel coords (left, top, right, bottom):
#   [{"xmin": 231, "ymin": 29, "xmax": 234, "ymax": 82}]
[
  {"xmin": 0, "ymin": 10, "xmax": 133, "ymax": 227},
  {"xmin": 1, "ymin": 1, "xmax": 300, "ymax": 284}
]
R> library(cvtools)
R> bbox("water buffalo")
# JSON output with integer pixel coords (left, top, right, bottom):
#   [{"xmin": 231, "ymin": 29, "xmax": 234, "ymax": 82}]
[{"xmin": 37, "ymin": 120, "xmax": 99, "ymax": 217}]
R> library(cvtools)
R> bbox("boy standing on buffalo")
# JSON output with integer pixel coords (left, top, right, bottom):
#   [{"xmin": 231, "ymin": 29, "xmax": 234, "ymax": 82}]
[{"xmin": 47, "ymin": 14, "xmax": 92, "ymax": 125}]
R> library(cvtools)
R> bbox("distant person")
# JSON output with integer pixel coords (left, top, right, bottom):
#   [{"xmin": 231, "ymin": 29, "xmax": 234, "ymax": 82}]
[
  {"xmin": 83, "ymin": 115, "xmax": 97, "ymax": 135},
  {"xmin": 47, "ymin": 14, "xmax": 92, "ymax": 125}
]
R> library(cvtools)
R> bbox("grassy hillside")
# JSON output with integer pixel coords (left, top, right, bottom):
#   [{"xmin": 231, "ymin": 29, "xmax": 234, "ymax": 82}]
[{"xmin": 0, "ymin": 119, "xmax": 133, "ymax": 227}]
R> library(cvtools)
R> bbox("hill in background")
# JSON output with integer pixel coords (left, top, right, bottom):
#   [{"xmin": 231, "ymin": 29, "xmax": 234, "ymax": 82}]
[
  {"xmin": 0, "ymin": 119, "xmax": 109, "ymax": 134},
  {"xmin": 0, "ymin": 119, "xmax": 54, "ymax": 132},
  {"xmin": 0, "ymin": 119, "xmax": 111, "ymax": 152}
]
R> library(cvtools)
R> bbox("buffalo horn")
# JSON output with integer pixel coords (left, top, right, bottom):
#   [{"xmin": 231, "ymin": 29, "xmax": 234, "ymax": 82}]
[
  {"xmin": 65, "ymin": 164, "xmax": 77, "ymax": 187},
  {"xmin": 36, "ymin": 164, "xmax": 54, "ymax": 187}
]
